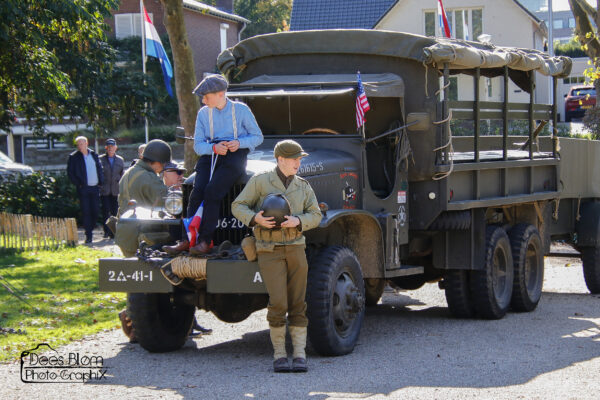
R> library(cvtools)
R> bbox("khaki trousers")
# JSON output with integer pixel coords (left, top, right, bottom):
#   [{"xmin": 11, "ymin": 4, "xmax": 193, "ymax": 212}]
[{"xmin": 257, "ymin": 245, "xmax": 308, "ymax": 328}]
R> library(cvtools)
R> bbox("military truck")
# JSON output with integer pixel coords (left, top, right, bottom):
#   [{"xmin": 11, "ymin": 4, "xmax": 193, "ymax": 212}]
[{"xmin": 100, "ymin": 30, "xmax": 600, "ymax": 355}]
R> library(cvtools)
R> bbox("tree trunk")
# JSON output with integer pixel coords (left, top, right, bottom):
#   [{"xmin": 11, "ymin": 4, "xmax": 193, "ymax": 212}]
[
  {"xmin": 569, "ymin": 0, "xmax": 600, "ymax": 107},
  {"xmin": 160, "ymin": 0, "xmax": 200, "ymax": 171}
]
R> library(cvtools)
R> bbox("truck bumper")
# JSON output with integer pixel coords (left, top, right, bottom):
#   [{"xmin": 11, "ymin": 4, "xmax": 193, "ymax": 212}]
[{"xmin": 99, "ymin": 257, "xmax": 267, "ymax": 294}]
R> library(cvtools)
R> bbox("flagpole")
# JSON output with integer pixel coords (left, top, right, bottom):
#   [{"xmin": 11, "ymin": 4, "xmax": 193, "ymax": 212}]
[{"xmin": 140, "ymin": 0, "xmax": 149, "ymax": 143}]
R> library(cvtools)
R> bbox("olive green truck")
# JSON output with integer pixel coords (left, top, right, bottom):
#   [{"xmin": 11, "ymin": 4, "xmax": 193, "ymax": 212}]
[{"xmin": 99, "ymin": 30, "xmax": 600, "ymax": 356}]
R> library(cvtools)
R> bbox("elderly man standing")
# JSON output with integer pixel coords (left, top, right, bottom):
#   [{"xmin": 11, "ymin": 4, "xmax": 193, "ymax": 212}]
[
  {"xmin": 184, "ymin": 74, "xmax": 263, "ymax": 255},
  {"xmin": 232, "ymin": 140, "xmax": 322, "ymax": 373},
  {"xmin": 99, "ymin": 138, "xmax": 124, "ymax": 239},
  {"xmin": 67, "ymin": 136, "xmax": 103, "ymax": 243}
]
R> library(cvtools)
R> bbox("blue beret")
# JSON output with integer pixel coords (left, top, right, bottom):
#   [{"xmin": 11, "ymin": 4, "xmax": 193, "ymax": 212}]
[{"xmin": 193, "ymin": 74, "xmax": 228, "ymax": 96}]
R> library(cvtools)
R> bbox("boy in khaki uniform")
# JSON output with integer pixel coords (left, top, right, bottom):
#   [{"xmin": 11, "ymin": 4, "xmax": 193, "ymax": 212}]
[{"xmin": 232, "ymin": 140, "xmax": 322, "ymax": 372}]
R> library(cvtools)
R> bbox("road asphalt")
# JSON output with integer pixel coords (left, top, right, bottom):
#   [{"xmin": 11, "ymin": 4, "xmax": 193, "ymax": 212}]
[{"xmin": 1, "ymin": 240, "xmax": 598, "ymax": 399}]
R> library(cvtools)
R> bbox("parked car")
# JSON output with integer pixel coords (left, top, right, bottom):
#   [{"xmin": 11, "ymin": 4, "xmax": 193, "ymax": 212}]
[
  {"xmin": 0, "ymin": 150, "xmax": 34, "ymax": 178},
  {"xmin": 564, "ymin": 85, "xmax": 596, "ymax": 122}
]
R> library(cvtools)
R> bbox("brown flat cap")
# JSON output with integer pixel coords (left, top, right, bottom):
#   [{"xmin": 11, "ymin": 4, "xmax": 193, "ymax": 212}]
[
  {"xmin": 274, "ymin": 140, "xmax": 308, "ymax": 159},
  {"xmin": 193, "ymin": 74, "xmax": 228, "ymax": 97}
]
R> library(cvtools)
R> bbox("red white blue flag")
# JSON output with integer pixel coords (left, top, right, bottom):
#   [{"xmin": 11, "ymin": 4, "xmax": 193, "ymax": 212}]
[
  {"xmin": 142, "ymin": 2, "xmax": 174, "ymax": 97},
  {"xmin": 183, "ymin": 205, "xmax": 203, "ymax": 248},
  {"xmin": 437, "ymin": 0, "xmax": 452, "ymax": 38},
  {"xmin": 356, "ymin": 72, "xmax": 370, "ymax": 128}
]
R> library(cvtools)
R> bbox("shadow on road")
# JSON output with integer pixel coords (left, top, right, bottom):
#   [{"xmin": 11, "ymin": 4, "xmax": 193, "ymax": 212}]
[{"xmin": 89, "ymin": 291, "xmax": 600, "ymax": 398}]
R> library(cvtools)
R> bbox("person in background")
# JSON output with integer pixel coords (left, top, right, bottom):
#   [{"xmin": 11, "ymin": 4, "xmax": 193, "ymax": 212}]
[
  {"xmin": 130, "ymin": 143, "xmax": 147, "ymax": 167},
  {"xmin": 99, "ymin": 138, "xmax": 125, "ymax": 239},
  {"xmin": 67, "ymin": 136, "xmax": 103, "ymax": 244}
]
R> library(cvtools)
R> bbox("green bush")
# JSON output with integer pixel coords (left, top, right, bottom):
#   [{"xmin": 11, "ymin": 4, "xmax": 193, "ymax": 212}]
[
  {"xmin": 554, "ymin": 38, "xmax": 587, "ymax": 58},
  {"xmin": 0, "ymin": 172, "xmax": 79, "ymax": 218},
  {"xmin": 117, "ymin": 124, "xmax": 177, "ymax": 143}
]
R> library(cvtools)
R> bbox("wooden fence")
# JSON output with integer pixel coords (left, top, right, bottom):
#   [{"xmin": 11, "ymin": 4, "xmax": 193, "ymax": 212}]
[{"xmin": 0, "ymin": 213, "xmax": 78, "ymax": 251}]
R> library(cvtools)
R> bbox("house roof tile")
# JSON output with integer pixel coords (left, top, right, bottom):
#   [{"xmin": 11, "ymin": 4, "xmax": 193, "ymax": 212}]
[{"xmin": 290, "ymin": 0, "xmax": 397, "ymax": 30}]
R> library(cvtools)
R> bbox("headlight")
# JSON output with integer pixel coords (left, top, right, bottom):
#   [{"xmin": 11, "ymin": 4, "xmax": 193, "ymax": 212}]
[{"xmin": 164, "ymin": 191, "xmax": 183, "ymax": 215}]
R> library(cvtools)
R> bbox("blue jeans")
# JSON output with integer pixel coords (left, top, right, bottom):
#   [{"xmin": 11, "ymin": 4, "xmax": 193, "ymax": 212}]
[{"xmin": 78, "ymin": 185, "xmax": 100, "ymax": 239}]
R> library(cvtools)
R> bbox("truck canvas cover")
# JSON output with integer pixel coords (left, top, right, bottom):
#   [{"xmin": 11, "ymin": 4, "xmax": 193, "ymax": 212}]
[{"xmin": 218, "ymin": 30, "xmax": 572, "ymax": 91}]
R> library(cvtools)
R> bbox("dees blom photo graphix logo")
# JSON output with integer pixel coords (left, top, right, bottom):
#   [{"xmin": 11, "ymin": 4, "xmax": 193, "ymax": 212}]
[{"xmin": 20, "ymin": 343, "xmax": 108, "ymax": 383}]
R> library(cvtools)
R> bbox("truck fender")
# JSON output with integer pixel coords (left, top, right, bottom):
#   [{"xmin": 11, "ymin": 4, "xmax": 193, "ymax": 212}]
[
  {"xmin": 310, "ymin": 209, "xmax": 385, "ymax": 278},
  {"xmin": 576, "ymin": 201, "xmax": 600, "ymax": 247}
]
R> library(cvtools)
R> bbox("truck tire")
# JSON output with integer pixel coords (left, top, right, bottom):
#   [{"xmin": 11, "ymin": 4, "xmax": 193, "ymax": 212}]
[
  {"xmin": 581, "ymin": 246, "xmax": 600, "ymax": 294},
  {"xmin": 470, "ymin": 226, "xmax": 514, "ymax": 319},
  {"xmin": 509, "ymin": 224, "xmax": 544, "ymax": 311},
  {"xmin": 429, "ymin": 211, "xmax": 471, "ymax": 230},
  {"xmin": 307, "ymin": 246, "xmax": 365, "ymax": 356},
  {"xmin": 443, "ymin": 270, "xmax": 475, "ymax": 318},
  {"xmin": 364, "ymin": 278, "xmax": 386, "ymax": 306},
  {"xmin": 127, "ymin": 293, "xmax": 195, "ymax": 353}
]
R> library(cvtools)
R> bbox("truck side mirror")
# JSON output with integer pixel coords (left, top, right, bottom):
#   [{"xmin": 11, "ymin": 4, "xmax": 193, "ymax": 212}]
[{"xmin": 406, "ymin": 113, "xmax": 431, "ymax": 131}]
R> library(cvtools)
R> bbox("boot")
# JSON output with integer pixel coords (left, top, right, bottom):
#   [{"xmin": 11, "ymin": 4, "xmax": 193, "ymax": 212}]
[
  {"xmin": 162, "ymin": 239, "xmax": 189, "ymax": 255},
  {"xmin": 289, "ymin": 326, "xmax": 307, "ymax": 372},
  {"xmin": 270, "ymin": 325, "xmax": 290, "ymax": 373},
  {"xmin": 189, "ymin": 240, "xmax": 212, "ymax": 256}
]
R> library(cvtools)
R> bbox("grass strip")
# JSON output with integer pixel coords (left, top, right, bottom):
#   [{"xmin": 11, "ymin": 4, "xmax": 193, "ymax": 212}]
[{"xmin": 0, "ymin": 247, "xmax": 126, "ymax": 363}]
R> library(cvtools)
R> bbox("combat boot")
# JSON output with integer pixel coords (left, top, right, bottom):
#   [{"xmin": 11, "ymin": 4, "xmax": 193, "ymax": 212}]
[
  {"xmin": 270, "ymin": 325, "xmax": 290, "ymax": 373},
  {"xmin": 289, "ymin": 326, "xmax": 307, "ymax": 372}
]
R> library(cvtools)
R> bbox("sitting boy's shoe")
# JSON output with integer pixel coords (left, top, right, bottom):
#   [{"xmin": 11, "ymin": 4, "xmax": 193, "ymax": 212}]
[{"xmin": 273, "ymin": 357, "xmax": 291, "ymax": 373}]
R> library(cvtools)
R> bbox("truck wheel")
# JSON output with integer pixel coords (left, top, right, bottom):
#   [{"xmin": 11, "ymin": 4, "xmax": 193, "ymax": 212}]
[
  {"xmin": 509, "ymin": 224, "xmax": 544, "ymax": 311},
  {"xmin": 581, "ymin": 246, "xmax": 600, "ymax": 294},
  {"xmin": 429, "ymin": 211, "xmax": 471, "ymax": 230},
  {"xmin": 364, "ymin": 278, "xmax": 386, "ymax": 306},
  {"xmin": 443, "ymin": 270, "xmax": 475, "ymax": 318},
  {"xmin": 127, "ymin": 293, "xmax": 195, "ymax": 353},
  {"xmin": 307, "ymin": 246, "xmax": 365, "ymax": 356},
  {"xmin": 470, "ymin": 226, "xmax": 514, "ymax": 319}
]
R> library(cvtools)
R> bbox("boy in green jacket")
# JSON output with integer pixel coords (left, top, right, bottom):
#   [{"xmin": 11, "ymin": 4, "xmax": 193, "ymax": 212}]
[{"xmin": 232, "ymin": 140, "xmax": 322, "ymax": 373}]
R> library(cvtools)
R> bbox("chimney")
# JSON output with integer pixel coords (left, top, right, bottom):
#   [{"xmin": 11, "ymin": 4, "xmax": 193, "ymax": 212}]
[{"xmin": 216, "ymin": 0, "xmax": 234, "ymax": 13}]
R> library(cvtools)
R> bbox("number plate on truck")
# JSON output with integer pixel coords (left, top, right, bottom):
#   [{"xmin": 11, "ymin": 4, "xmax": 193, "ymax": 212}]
[{"xmin": 99, "ymin": 258, "xmax": 173, "ymax": 293}]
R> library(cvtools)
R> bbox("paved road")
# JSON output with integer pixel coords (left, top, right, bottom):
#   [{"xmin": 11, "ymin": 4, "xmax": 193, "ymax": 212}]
[{"xmin": 2, "ymin": 251, "xmax": 599, "ymax": 399}]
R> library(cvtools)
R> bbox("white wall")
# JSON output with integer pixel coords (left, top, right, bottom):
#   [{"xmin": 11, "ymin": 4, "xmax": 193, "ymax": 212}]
[{"xmin": 376, "ymin": 0, "xmax": 551, "ymax": 104}]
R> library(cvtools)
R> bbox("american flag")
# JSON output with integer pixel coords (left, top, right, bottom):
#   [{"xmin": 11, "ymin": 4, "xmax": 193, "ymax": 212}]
[{"xmin": 356, "ymin": 72, "xmax": 370, "ymax": 128}]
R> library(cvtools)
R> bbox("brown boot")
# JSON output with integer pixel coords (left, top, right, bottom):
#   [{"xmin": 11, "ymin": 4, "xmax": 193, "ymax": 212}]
[
  {"xmin": 162, "ymin": 239, "xmax": 189, "ymax": 255},
  {"xmin": 189, "ymin": 240, "xmax": 212, "ymax": 256}
]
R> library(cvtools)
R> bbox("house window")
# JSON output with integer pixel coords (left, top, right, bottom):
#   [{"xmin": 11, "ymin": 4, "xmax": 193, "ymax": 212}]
[
  {"xmin": 553, "ymin": 19, "xmax": 564, "ymax": 29},
  {"xmin": 424, "ymin": 9, "xmax": 483, "ymax": 41},
  {"xmin": 448, "ymin": 77, "xmax": 458, "ymax": 101},
  {"xmin": 425, "ymin": 11, "xmax": 436, "ymax": 36},
  {"xmin": 568, "ymin": 18, "xmax": 575, "ymax": 28},
  {"xmin": 115, "ymin": 13, "xmax": 153, "ymax": 39},
  {"xmin": 220, "ymin": 23, "xmax": 229, "ymax": 52}
]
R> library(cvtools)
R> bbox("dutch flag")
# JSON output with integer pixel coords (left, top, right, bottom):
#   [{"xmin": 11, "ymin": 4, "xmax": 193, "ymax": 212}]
[
  {"xmin": 437, "ymin": 0, "xmax": 452, "ymax": 39},
  {"xmin": 142, "ymin": 2, "xmax": 174, "ymax": 97}
]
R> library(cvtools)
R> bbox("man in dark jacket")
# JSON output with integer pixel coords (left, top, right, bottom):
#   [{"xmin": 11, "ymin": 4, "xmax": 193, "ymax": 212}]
[
  {"xmin": 67, "ymin": 136, "xmax": 103, "ymax": 243},
  {"xmin": 99, "ymin": 138, "xmax": 125, "ymax": 239}
]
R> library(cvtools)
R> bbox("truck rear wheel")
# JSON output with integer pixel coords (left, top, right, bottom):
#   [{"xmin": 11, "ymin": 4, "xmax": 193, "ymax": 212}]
[
  {"xmin": 470, "ymin": 226, "xmax": 514, "ymax": 319},
  {"xmin": 581, "ymin": 246, "xmax": 600, "ymax": 294},
  {"xmin": 127, "ymin": 293, "xmax": 195, "ymax": 353},
  {"xmin": 364, "ymin": 278, "xmax": 386, "ymax": 306},
  {"xmin": 509, "ymin": 224, "xmax": 544, "ymax": 311},
  {"xmin": 307, "ymin": 246, "xmax": 365, "ymax": 356},
  {"xmin": 443, "ymin": 270, "xmax": 475, "ymax": 318}
]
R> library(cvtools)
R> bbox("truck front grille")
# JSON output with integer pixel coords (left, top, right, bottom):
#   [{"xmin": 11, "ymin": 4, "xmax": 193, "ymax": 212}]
[{"xmin": 214, "ymin": 183, "xmax": 250, "ymax": 246}]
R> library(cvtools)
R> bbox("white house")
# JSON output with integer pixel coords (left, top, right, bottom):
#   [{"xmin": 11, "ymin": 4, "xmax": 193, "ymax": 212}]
[{"xmin": 375, "ymin": 0, "xmax": 551, "ymax": 104}]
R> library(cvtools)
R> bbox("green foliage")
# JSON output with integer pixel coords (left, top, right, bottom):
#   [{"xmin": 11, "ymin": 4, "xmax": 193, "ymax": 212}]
[
  {"xmin": 235, "ymin": 0, "xmax": 292, "ymax": 38},
  {"xmin": 0, "ymin": 0, "xmax": 118, "ymax": 134},
  {"xmin": 117, "ymin": 124, "xmax": 177, "ymax": 143},
  {"xmin": 0, "ymin": 247, "xmax": 125, "ymax": 362},
  {"xmin": 0, "ymin": 172, "xmax": 79, "ymax": 219},
  {"xmin": 554, "ymin": 38, "xmax": 587, "ymax": 58},
  {"xmin": 583, "ymin": 106, "xmax": 600, "ymax": 139}
]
